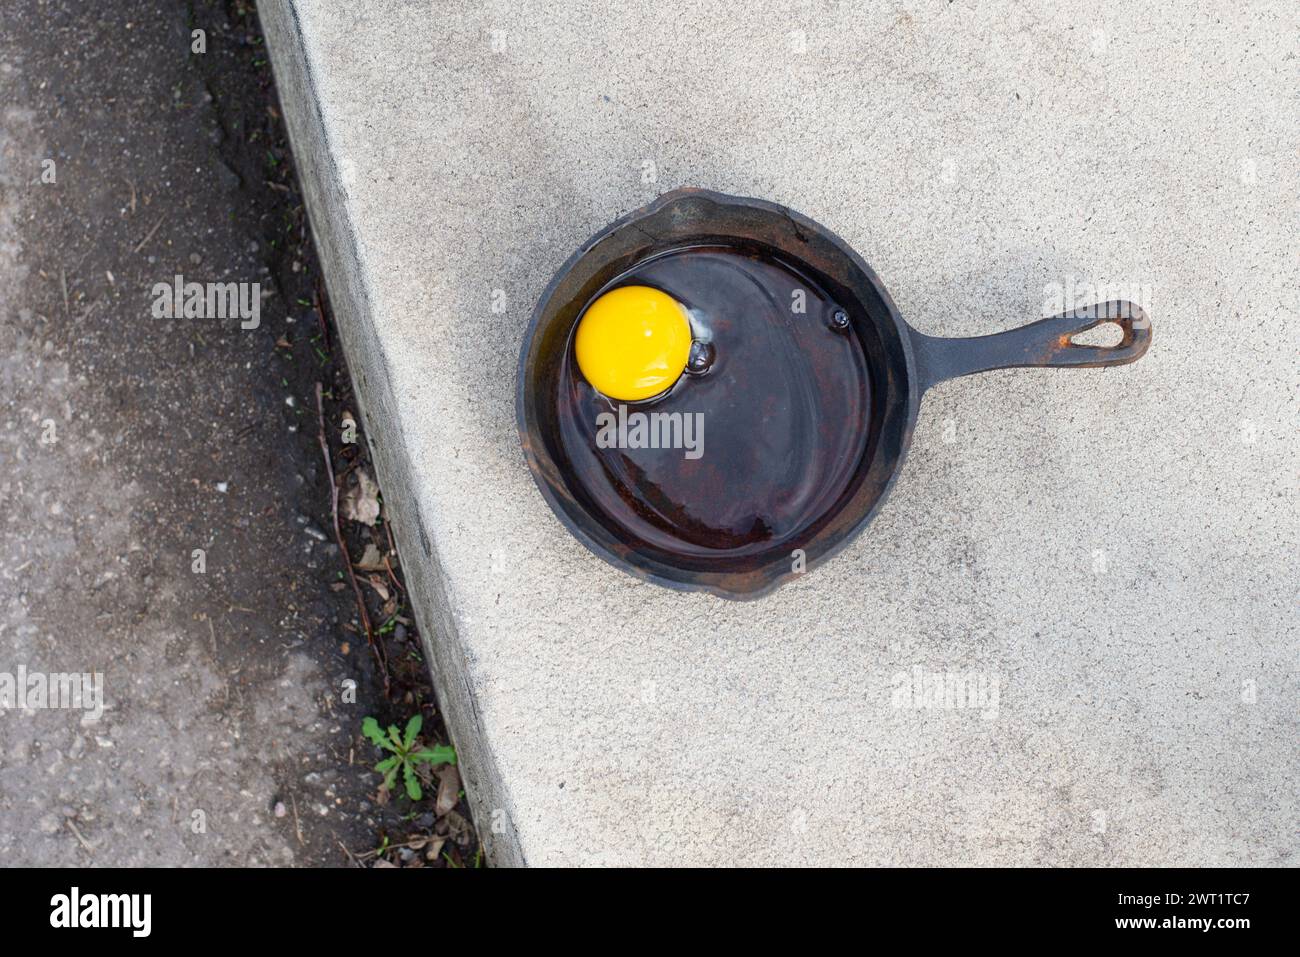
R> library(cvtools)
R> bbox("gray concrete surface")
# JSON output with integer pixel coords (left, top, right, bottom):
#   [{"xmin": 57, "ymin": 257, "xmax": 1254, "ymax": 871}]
[{"xmin": 261, "ymin": 0, "xmax": 1298, "ymax": 866}]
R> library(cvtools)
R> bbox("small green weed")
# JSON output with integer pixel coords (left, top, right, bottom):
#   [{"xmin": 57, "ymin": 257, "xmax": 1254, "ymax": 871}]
[{"xmin": 361, "ymin": 714, "xmax": 456, "ymax": 801}]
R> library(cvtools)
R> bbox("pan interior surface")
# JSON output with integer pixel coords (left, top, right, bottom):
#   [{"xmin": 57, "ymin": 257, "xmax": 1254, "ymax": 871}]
[
  {"xmin": 556, "ymin": 244, "xmax": 871, "ymax": 565},
  {"xmin": 519, "ymin": 190, "xmax": 915, "ymax": 596}
]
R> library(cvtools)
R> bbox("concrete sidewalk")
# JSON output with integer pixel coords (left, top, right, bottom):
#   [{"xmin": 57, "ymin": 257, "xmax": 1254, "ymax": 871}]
[{"xmin": 261, "ymin": 0, "xmax": 1298, "ymax": 865}]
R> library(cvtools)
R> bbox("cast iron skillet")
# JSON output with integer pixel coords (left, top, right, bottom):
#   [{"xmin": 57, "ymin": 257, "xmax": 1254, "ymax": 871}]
[{"xmin": 517, "ymin": 188, "xmax": 1151, "ymax": 600}]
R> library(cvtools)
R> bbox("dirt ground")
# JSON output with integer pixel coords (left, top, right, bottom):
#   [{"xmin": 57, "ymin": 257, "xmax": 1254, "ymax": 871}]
[{"xmin": 0, "ymin": 0, "xmax": 477, "ymax": 866}]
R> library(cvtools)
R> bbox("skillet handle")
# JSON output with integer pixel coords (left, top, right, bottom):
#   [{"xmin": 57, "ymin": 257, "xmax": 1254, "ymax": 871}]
[{"xmin": 912, "ymin": 301, "xmax": 1151, "ymax": 391}]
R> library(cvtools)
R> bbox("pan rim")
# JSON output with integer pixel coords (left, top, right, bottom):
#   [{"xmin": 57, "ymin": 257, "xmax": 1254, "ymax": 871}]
[{"xmin": 515, "ymin": 187, "xmax": 921, "ymax": 600}]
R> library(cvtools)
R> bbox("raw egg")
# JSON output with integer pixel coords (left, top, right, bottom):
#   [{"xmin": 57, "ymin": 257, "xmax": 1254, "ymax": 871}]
[{"xmin": 574, "ymin": 285, "xmax": 692, "ymax": 401}]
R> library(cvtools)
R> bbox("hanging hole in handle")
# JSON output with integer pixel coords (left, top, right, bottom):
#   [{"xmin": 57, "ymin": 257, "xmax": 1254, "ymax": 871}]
[{"xmin": 1069, "ymin": 321, "xmax": 1126, "ymax": 348}]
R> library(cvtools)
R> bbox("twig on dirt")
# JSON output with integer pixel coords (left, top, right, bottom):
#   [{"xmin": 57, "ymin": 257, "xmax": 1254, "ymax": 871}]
[
  {"xmin": 383, "ymin": 555, "xmax": 405, "ymax": 596},
  {"xmin": 353, "ymin": 837, "xmax": 432, "ymax": 862},
  {"xmin": 337, "ymin": 839, "xmax": 362, "ymax": 868},
  {"xmin": 290, "ymin": 792, "xmax": 304, "ymax": 846},
  {"xmin": 335, "ymin": 456, "xmax": 364, "ymax": 485},
  {"xmin": 133, "ymin": 215, "xmax": 165, "ymax": 253},
  {"xmin": 65, "ymin": 820, "xmax": 94, "ymax": 854},
  {"xmin": 313, "ymin": 279, "xmax": 330, "ymax": 350},
  {"xmin": 382, "ymin": 519, "xmax": 405, "ymax": 594},
  {"xmin": 315, "ymin": 381, "xmax": 388, "ymax": 694},
  {"xmin": 60, "ymin": 269, "xmax": 69, "ymax": 315}
]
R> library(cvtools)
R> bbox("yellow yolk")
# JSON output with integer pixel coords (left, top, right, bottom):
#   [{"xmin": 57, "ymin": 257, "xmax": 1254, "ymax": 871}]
[{"xmin": 574, "ymin": 285, "xmax": 692, "ymax": 401}]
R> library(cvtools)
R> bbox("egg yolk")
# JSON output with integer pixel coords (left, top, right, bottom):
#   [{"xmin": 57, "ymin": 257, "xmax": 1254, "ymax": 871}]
[{"xmin": 574, "ymin": 285, "xmax": 692, "ymax": 401}]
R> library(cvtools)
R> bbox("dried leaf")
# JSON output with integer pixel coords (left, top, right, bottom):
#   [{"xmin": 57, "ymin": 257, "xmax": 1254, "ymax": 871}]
[
  {"xmin": 343, "ymin": 470, "xmax": 381, "ymax": 526},
  {"xmin": 444, "ymin": 809, "xmax": 471, "ymax": 845},
  {"xmin": 435, "ymin": 766, "xmax": 460, "ymax": 817},
  {"xmin": 365, "ymin": 574, "xmax": 389, "ymax": 602},
  {"xmin": 355, "ymin": 543, "xmax": 385, "ymax": 571}
]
